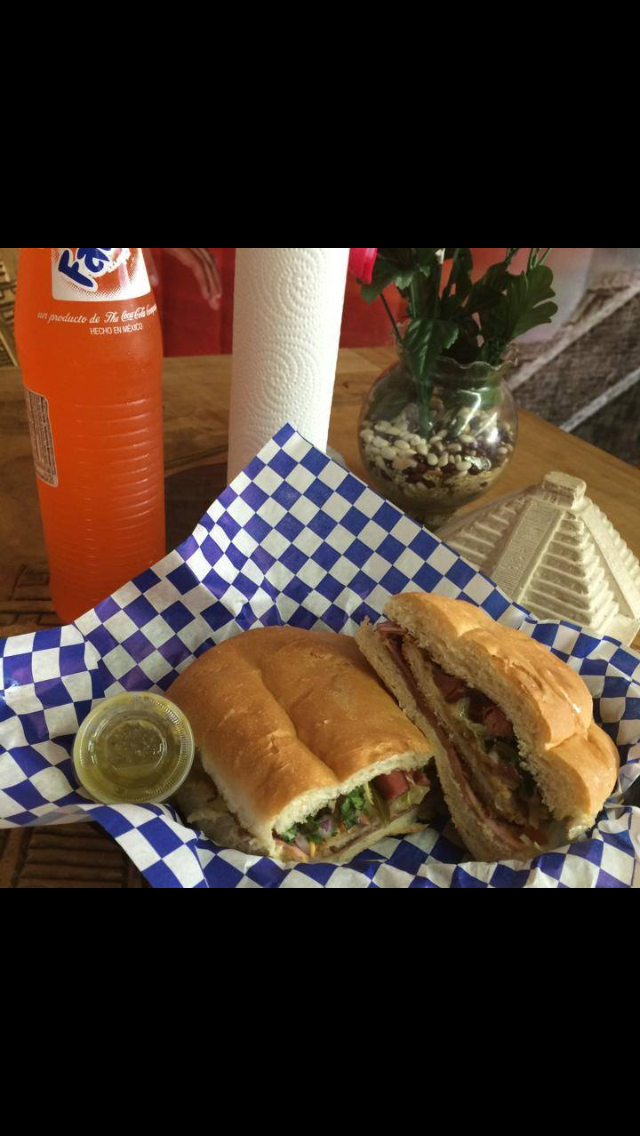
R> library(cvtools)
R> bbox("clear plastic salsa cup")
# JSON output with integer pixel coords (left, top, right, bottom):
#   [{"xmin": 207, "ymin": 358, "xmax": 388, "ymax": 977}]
[{"xmin": 73, "ymin": 692, "xmax": 195, "ymax": 806}]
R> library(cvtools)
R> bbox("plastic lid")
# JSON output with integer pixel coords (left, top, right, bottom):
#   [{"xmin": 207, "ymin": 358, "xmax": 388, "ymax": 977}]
[{"xmin": 73, "ymin": 692, "xmax": 195, "ymax": 806}]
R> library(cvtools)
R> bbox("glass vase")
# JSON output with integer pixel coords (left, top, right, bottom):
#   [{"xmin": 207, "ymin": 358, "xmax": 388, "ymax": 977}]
[{"xmin": 359, "ymin": 353, "xmax": 517, "ymax": 529}]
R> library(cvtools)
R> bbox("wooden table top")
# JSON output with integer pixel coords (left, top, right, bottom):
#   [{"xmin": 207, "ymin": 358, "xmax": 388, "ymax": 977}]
[
  {"xmin": 1, "ymin": 346, "xmax": 639, "ymax": 886},
  {"xmin": 2, "ymin": 346, "xmax": 639, "ymax": 624}
]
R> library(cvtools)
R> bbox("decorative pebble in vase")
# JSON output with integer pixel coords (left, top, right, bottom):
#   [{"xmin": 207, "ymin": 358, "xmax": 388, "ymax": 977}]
[{"xmin": 359, "ymin": 352, "xmax": 517, "ymax": 529}]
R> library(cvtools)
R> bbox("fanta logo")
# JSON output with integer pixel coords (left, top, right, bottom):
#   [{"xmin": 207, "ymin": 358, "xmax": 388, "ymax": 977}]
[
  {"xmin": 58, "ymin": 248, "xmax": 120, "ymax": 290},
  {"xmin": 51, "ymin": 248, "xmax": 145, "ymax": 302}
]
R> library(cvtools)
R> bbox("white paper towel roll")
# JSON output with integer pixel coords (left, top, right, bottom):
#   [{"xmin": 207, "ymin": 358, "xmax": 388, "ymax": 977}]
[{"xmin": 227, "ymin": 248, "xmax": 350, "ymax": 479}]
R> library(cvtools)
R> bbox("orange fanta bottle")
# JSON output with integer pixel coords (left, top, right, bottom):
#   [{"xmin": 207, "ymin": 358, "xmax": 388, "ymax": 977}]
[{"xmin": 15, "ymin": 248, "xmax": 165, "ymax": 623}]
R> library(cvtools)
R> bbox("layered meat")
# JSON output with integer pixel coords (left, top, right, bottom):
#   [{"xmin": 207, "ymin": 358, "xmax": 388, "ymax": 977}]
[{"xmin": 376, "ymin": 622, "xmax": 565, "ymax": 852}]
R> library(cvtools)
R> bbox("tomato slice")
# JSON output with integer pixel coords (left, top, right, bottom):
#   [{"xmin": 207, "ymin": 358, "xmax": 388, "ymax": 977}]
[{"xmin": 375, "ymin": 771, "xmax": 410, "ymax": 801}]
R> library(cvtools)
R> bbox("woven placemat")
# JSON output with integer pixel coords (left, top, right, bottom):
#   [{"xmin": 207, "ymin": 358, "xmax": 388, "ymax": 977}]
[{"xmin": 0, "ymin": 823, "xmax": 149, "ymax": 888}]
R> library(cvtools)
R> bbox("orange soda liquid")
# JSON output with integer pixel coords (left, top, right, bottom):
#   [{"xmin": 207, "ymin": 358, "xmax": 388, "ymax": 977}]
[{"xmin": 15, "ymin": 248, "xmax": 165, "ymax": 623}]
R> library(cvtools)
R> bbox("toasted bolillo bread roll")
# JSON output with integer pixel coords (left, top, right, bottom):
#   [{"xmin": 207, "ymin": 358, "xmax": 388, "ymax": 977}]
[
  {"xmin": 169, "ymin": 627, "xmax": 441, "ymax": 864},
  {"xmin": 356, "ymin": 595, "xmax": 619, "ymax": 862}
]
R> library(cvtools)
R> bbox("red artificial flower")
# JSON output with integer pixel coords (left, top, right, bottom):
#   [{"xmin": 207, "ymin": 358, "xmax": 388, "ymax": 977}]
[{"xmin": 349, "ymin": 248, "xmax": 378, "ymax": 284}]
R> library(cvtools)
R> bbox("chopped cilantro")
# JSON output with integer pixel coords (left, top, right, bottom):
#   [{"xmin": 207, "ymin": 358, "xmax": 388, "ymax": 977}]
[
  {"xmin": 340, "ymin": 788, "xmax": 368, "ymax": 830},
  {"xmin": 299, "ymin": 817, "xmax": 329, "ymax": 844}
]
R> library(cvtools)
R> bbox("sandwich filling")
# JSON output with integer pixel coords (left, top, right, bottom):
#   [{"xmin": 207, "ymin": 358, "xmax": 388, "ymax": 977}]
[
  {"xmin": 377, "ymin": 622, "xmax": 566, "ymax": 851},
  {"xmin": 274, "ymin": 768, "xmax": 432, "ymax": 862},
  {"xmin": 182, "ymin": 751, "xmax": 432, "ymax": 864}
]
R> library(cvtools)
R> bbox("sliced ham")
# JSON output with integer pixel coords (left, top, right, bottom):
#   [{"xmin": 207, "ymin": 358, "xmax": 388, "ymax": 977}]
[
  {"xmin": 482, "ymin": 705, "xmax": 514, "ymax": 738},
  {"xmin": 445, "ymin": 739, "xmax": 541, "ymax": 851},
  {"xmin": 382, "ymin": 635, "xmax": 448, "ymax": 743},
  {"xmin": 377, "ymin": 628, "xmax": 547, "ymax": 852},
  {"xmin": 377, "ymin": 627, "xmax": 514, "ymax": 736},
  {"xmin": 467, "ymin": 690, "xmax": 494, "ymax": 722},
  {"xmin": 432, "ymin": 666, "xmax": 470, "ymax": 703}
]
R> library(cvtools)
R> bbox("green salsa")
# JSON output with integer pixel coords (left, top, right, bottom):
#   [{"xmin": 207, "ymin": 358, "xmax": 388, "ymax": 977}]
[{"xmin": 73, "ymin": 693, "xmax": 194, "ymax": 805}]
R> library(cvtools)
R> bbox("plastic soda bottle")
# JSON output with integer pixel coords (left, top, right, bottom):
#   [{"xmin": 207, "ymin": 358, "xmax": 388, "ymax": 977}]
[{"xmin": 15, "ymin": 248, "xmax": 165, "ymax": 623}]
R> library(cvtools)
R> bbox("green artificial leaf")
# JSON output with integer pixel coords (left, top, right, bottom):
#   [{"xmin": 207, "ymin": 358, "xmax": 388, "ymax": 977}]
[
  {"xmin": 467, "ymin": 282, "xmax": 504, "ymax": 315},
  {"xmin": 361, "ymin": 255, "xmax": 415, "ymax": 303},
  {"xmin": 514, "ymin": 301, "xmax": 558, "ymax": 336},
  {"xmin": 479, "ymin": 264, "xmax": 557, "ymax": 347},
  {"xmin": 378, "ymin": 247, "xmax": 415, "ymax": 269},
  {"xmin": 470, "ymin": 261, "xmax": 509, "ymax": 301},
  {"xmin": 447, "ymin": 317, "xmax": 482, "ymax": 365},
  {"xmin": 394, "ymin": 269, "xmax": 419, "ymax": 293},
  {"xmin": 360, "ymin": 247, "xmax": 557, "ymax": 371},
  {"xmin": 447, "ymin": 247, "xmax": 474, "ymax": 303},
  {"xmin": 360, "ymin": 258, "xmax": 400, "ymax": 304},
  {"xmin": 414, "ymin": 247, "xmax": 438, "ymax": 267},
  {"xmin": 438, "ymin": 292, "xmax": 462, "ymax": 321},
  {"xmin": 511, "ymin": 264, "xmax": 557, "ymax": 336},
  {"xmin": 403, "ymin": 317, "xmax": 459, "ymax": 383},
  {"xmin": 414, "ymin": 250, "xmax": 446, "ymax": 300},
  {"xmin": 474, "ymin": 293, "xmax": 508, "ymax": 347}
]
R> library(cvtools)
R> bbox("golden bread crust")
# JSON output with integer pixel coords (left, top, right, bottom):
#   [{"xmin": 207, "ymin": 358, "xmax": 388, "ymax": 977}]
[{"xmin": 169, "ymin": 627, "xmax": 433, "ymax": 854}]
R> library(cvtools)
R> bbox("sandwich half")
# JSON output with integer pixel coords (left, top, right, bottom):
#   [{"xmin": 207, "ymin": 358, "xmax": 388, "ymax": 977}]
[
  {"xmin": 356, "ymin": 594, "xmax": 619, "ymax": 862},
  {"xmin": 169, "ymin": 627, "xmax": 441, "ymax": 864}
]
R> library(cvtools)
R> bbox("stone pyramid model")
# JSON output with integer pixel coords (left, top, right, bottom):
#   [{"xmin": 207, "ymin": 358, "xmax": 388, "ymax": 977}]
[{"xmin": 439, "ymin": 471, "xmax": 640, "ymax": 644}]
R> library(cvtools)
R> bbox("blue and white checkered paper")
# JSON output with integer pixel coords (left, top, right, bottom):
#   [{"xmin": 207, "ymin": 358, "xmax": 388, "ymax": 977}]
[{"xmin": 1, "ymin": 424, "xmax": 639, "ymax": 888}]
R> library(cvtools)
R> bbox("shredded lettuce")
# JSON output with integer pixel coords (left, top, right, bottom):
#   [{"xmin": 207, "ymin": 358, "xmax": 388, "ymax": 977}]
[
  {"xmin": 456, "ymin": 698, "xmax": 490, "ymax": 738},
  {"xmin": 390, "ymin": 781, "xmax": 430, "ymax": 816},
  {"xmin": 371, "ymin": 784, "xmax": 390, "ymax": 824},
  {"xmin": 466, "ymin": 717, "xmax": 489, "ymax": 739}
]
